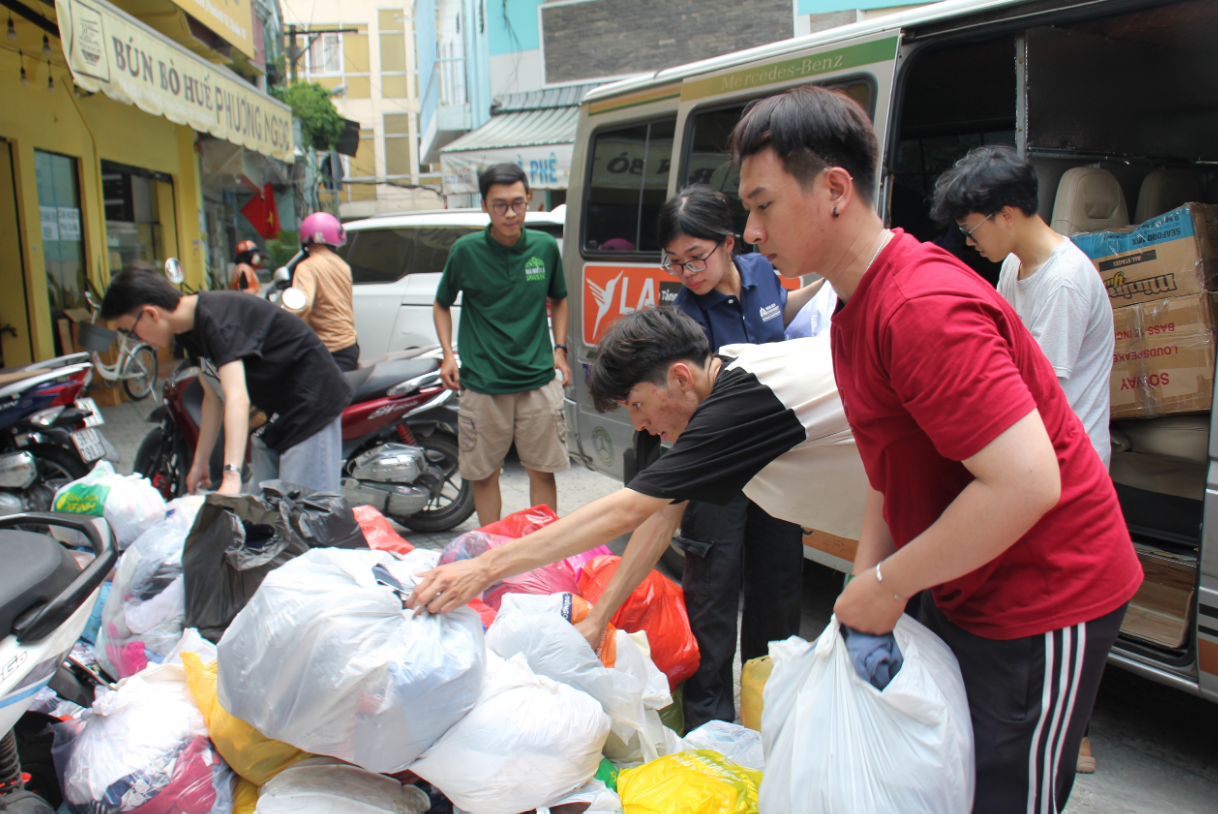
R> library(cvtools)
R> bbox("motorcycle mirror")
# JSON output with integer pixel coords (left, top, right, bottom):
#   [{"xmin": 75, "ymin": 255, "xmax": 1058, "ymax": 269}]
[
  {"xmin": 273, "ymin": 267, "xmax": 290, "ymax": 283},
  {"xmin": 281, "ymin": 287, "xmax": 307, "ymax": 310},
  {"xmin": 164, "ymin": 258, "xmax": 185, "ymax": 285}
]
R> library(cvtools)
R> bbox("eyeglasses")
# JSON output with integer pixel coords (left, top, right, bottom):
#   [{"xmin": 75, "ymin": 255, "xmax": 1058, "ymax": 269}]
[
  {"xmin": 489, "ymin": 199, "xmax": 528, "ymax": 216},
  {"xmin": 118, "ymin": 309, "xmax": 145, "ymax": 339},
  {"xmin": 661, "ymin": 240, "xmax": 724, "ymax": 276},
  {"xmin": 958, "ymin": 213, "xmax": 994, "ymax": 241}
]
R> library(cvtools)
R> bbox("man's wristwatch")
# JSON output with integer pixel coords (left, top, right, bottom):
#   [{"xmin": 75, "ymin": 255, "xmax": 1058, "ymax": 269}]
[
  {"xmin": 222, "ymin": 464, "xmax": 240, "ymax": 476},
  {"xmin": 554, "ymin": 343, "xmax": 568, "ymax": 353}
]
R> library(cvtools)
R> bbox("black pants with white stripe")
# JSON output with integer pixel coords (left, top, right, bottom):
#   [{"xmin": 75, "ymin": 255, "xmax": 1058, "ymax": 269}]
[{"xmin": 921, "ymin": 596, "xmax": 1127, "ymax": 814}]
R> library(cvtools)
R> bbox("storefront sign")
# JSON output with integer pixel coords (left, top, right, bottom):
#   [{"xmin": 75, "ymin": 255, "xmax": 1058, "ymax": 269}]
[
  {"xmin": 441, "ymin": 144, "xmax": 573, "ymax": 195},
  {"xmin": 172, "ymin": 0, "xmax": 255, "ymax": 60},
  {"xmin": 56, "ymin": 0, "xmax": 293, "ymax": 163}
]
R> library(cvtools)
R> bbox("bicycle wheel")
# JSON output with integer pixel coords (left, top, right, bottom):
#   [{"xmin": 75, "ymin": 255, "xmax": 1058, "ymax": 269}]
[{"xmin": 122, "ymin": 344, "xmax": 158, "ymax": 400}]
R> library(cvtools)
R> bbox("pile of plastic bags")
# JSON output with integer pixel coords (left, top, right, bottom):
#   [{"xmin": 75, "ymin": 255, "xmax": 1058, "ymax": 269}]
[
  {"xmin": 51, "ymin": 662, "xmax": 235, "ymax": 814},
  {"xmin": 36, "ymin": 500, "xmax": 979, "ymax": 814},
  {"xmin": 216, "ymin": 548, "xmax": 486, "ymax": 773},
  {"xmin": 96, "ymin": 497, "xmax": 203, "ymax": 679}
]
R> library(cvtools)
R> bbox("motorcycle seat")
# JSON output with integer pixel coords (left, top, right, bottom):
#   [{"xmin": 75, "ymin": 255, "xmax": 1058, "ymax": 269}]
[
  {"xmin": 345, "ymin": 357, "xmax": 440, "ymax": 403},
  {"xmin": 0, "ymin": 531, "xmax": 80, "ymax": 641},
  {"xmin": 182, "ymin": 378, "xmax": 205, "ymax": 429}
]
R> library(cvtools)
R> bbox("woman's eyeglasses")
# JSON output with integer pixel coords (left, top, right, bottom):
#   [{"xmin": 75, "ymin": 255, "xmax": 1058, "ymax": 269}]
[{"xmin": 661, "ymin": 240, "xmax": 724, "ymax": 276}]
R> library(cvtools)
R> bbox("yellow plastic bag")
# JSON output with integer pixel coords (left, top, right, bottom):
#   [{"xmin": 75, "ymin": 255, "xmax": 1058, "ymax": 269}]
[
  {"xmin": 232, "ymin": 779, "xmax": 258, "ymax": 814},
  {"xmin": 617, "ymin": 750, "xmax": 762, "ymax": 814},
  {"xmin": 181, "ymin": 652, "xmax": 311, "ymax": 785},
  {"xmin": 740, "ymin": 656, "xmax": 772, "ymax": 732}
]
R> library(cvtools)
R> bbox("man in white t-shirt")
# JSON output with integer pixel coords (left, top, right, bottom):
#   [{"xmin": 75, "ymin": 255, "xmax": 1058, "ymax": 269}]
[
  {"xmin": 931, "ymin": 146, "xmax": 1114, "ymax": 470},
  {"xmin": 931, "ymin": 146, "xmax": 1116, "ymax": 776}
]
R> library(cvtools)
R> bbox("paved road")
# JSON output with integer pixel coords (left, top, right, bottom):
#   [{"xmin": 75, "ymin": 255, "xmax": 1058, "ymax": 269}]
[{"xmin": 100, "ymin": 400, "xmax": 1218, "ymax": 812}]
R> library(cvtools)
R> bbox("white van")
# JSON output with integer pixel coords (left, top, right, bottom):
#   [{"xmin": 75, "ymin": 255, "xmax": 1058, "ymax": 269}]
[
  {"xmin": 560, "ymin": 0, "xmax": 1218, "ymax": 701},
  {"xmin": 335, "ymin": 207, "xmax": 566, "ymax": 360}
]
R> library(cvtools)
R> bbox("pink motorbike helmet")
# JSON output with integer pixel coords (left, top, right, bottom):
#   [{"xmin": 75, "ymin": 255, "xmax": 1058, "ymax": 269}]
[{"xmin": 300, "ymin": 211, "xmax": 346, "ymax": 247}]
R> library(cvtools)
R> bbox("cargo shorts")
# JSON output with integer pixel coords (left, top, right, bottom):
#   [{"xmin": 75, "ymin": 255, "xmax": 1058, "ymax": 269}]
[{"xmin": 457, "ymin": 378, "xmax": 570, "ymax": 481}]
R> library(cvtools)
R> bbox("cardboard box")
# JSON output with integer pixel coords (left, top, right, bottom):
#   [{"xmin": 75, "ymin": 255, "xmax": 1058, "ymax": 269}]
[
  {"xmin": 1139, "ymin": 331, "xmax": 1215, "ymax": 416},
  {"xmin": 1109, "ymin": 293, "xmax": 1217, "ymax": 418},
  {"xmin": 1074, "ymin": 203, "xmax": 1218, "ymax": 308}
]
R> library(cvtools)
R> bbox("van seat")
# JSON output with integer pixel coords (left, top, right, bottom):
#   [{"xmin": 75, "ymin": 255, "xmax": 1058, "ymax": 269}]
[
  {"xmin": 1112, "ymin": 415, "xmax": 1209, "ymax": 463},
  {"xmin": 1133, "ymin": 170, "xmax": 1204, "ymax": 223},
  {"xmin": 1049, "ymin": 167, "xmax": 1129, "ymax": 236},
  {"xmin": 1110, "ymin": 450, "xmax": 1204, "ymax": 501},
  {"xmin": 1115, "ymin": 416, "xmax": 1208, "ymax": 460}
]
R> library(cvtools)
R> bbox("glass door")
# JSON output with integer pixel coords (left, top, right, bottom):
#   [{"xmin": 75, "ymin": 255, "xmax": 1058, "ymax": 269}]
[{"xmin": 35, "ymin": 150, "xmax": 85, "ymax": 357}]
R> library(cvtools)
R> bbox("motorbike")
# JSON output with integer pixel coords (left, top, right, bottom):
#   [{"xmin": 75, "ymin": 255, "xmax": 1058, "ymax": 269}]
[
  {"xmin": 0, "ymin": 354, "xmax": 115, "ymax": 515},
  {"xmin": 0, "ymin": 511, "xmax": 117, "ymax": 814},
  {"xmin": 134, "ymin": 348, "xmax": 475, "ymax": 532}
]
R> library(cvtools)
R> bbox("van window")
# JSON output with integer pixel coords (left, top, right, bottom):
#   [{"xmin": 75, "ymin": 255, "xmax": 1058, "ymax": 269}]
[
  {"xmin": 583, "ymin": 117, "xmax": 677, "ymax": 255},
  {"xmin": 681, "ymin": 81, "xmax": 872, "ymax": 239}
]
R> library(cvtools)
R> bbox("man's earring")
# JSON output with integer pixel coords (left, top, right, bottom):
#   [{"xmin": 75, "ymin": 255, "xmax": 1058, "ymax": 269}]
[{"xmin": 832, "ymin": 206, "xmax": 840, "ymax": 218}]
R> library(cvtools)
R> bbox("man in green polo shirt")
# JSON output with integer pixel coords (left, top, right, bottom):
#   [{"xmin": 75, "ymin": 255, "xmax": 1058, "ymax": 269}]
[{"xmin": 434, "ymin": 163, "xmax": 572, "ymax": 525}]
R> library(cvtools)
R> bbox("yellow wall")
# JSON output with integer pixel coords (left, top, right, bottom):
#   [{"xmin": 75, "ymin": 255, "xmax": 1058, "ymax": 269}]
[{"xmin": 0, "ymin": 46, "xmax": 205, "ymax": 363}]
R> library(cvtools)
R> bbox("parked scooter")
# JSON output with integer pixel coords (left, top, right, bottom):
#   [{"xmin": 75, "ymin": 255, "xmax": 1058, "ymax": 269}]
[
  {"xmin": 135, "ymin": 349, "xmax": 474, "ymax": 532},
  {"xmin": 0, "ymin": 512, "xmax": 117, "ymax": 814},
  {"xmin": 0, "ymin": 355, "xmax": 116, "ymax": 514}
]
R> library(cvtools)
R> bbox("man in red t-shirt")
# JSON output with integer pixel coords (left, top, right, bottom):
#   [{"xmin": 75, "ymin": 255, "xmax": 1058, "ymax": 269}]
[{"xmin": 730, "ymin": 86, "xmax": 1141, "ymax": 812}]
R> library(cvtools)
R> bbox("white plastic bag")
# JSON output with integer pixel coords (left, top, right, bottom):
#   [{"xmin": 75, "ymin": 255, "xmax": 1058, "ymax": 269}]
[
  {"xmin": 52, "ymin": 461, "xmax": 166, "ymax": 549},
  {"xmin": 217, "ymin": 548, "xmax": 485, "ymax": 773},
  {"xmin": 51, "ymin": 663, "xmax": 230, "ymax": 814},
  {"xmin": 759, "ymin": 615, "xmax": 974, "ymax": 814},
  {"xmin": 411, "ymin": 653, "xmax": 611, "ymax": 814},
  {"xmin": 614, "ymin": 630, "xmax": 672, "ymax": 710},
  {"xmin": 536, "ymin": 780, "xmax": 622, "ymax": 814},
  {"xmin": 96, "ymin": 499, "xmax": 202, "ymax": 679},
  {"xmin": 254, "ymin": 758, "xmax": 429, "ymax": 814},
  {"xmin": 683, "ymin": 720, "xmax": 764, "ymax": 771},
  {"xmin": 489, "ymin": 595, "xmax": 656, "ymax": 762}
]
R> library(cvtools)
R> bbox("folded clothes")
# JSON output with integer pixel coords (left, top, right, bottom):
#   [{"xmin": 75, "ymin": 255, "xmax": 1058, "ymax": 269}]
[{"xmin": 841, "ymin": 626, "xmax": 903, "ymax": 690}]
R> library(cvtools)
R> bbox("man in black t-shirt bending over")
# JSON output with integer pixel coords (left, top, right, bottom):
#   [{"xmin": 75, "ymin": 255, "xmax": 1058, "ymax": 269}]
[
  {"xmin": 102, "ymin": 268, "xmax": 353, "ymax": 495},
  {"xmin": 408, "ymin": 308, "xmax": 868, "ymax": 644}
]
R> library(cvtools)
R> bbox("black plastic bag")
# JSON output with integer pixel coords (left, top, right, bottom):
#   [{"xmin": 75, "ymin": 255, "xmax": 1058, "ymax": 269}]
[{"xmin": 182, "ymin": 482, "xmax": 367, "ymax": 642}]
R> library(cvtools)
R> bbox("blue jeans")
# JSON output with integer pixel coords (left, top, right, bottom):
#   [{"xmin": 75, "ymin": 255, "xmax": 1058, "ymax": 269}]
[{"xmin": 245, "ymin": 416, "xmax": 343, "ymax": 494}]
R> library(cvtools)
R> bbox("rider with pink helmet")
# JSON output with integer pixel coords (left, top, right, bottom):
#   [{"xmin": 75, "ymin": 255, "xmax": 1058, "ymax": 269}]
[{"xmin": 286, "ymin": 212, "xmax": 361, "ymax": 371}]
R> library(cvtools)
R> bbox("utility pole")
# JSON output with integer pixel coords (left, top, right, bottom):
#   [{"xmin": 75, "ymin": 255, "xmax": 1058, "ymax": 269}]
[{"xmin": 288, "ymin": 24, "xmax": 298, "ymax": 84}]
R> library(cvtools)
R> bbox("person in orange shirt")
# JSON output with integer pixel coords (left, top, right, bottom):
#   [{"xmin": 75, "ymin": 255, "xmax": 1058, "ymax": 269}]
[
  {"xmin": 286, "ymin": 212, "xmax": 360, "ymax": 372},
  {"xmin": 230, "ymin": 240, "xmax": 263, "ymax": 294}
]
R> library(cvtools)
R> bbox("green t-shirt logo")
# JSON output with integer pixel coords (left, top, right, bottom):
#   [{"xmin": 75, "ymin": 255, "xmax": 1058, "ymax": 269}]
[{"xmin": 524, "ymin": 256, "xmax": 547, "ymax": 282}]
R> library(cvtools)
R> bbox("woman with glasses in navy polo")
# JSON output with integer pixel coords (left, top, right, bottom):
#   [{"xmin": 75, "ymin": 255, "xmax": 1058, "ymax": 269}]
[{"xmin": 655, "ymin": 185, "xmax": 823, "ymax": 731}]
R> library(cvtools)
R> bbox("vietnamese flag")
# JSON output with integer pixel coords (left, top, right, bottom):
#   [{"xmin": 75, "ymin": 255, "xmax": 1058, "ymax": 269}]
[{"xmin": 241, "ymin": 184, "xmax": 280, "ymax": 238}]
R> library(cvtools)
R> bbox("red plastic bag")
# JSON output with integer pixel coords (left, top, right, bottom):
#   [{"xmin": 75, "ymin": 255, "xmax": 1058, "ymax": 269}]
[
  {"xmin": 480, "ymin": 505, "xmax": 559, "ymax": 538},
  {"xmin": 468, "ymin": 597, "xmax": 498, "ymax": 629},
  {"xmin": 578, "ymin": 555, "xmax": 699, "ymax": 690},
  {"xmin": 439, "ymin": 506, "xmax": 578, "ymax": 612},
  {"xmin": 352, "ymin": 505, "xmax": 415, "ymax": 555}
]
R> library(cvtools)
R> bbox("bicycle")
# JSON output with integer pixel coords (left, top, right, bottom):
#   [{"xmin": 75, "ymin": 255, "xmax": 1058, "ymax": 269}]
[{"xmin": 77, "ymin": 290, "xmax": 158, "ymax": 401}]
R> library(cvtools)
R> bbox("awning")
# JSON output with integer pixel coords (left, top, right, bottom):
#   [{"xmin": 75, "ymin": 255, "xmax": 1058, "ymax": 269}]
[
  {"xmin": 54, "ymin": 0, "xmax": 294, "ymax": 163},
  {"xmin": 440, "ymin": 106, "xmax": 579, "ymax": 194}
]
